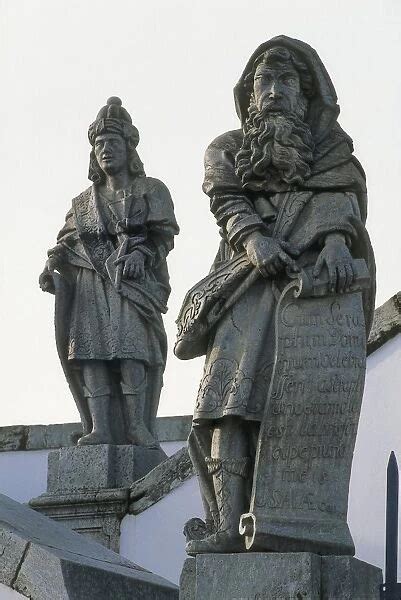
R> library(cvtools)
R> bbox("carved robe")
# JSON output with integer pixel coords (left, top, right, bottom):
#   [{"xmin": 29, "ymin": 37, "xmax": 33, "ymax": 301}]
[
  {"xmin": 182, "ymin": 36, "xmax": 375, "ymax": 425},
  {"xmin": 52, "ymin": 175, "xmax": 179, "ymax": 438}
]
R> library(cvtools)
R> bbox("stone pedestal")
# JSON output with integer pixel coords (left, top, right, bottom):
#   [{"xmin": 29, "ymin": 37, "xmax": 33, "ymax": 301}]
[
  {"xmin": 30, "ymin": 444, "xmax": 166, "ymax": 551},
  {"xmin": 0, "ymin": 492, "xmax": 178, "ymax": 599},
  {"xmin": 179, "ymin": 553, "xmax": 382, "ymax": 600}
]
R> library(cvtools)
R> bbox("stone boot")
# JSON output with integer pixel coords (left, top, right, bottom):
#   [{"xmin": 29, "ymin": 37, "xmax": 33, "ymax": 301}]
[
  {"xmin": 78, "ymin": 388, "xmax": 113, "ymax": 446},
  {"xmin": 122, "ymin": 382, "xmax": 158, "ymax": 448},
  {"xmin": 186, "ymin": 457, "xmax": 249, "ymax": 554}
]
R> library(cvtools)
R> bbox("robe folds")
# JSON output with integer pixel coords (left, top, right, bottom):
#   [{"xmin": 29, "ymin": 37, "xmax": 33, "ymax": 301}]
[
  {"xmin": 51, "ymin": 176, "xmax": 179, "ymax": 438},
  {"xmin": 186, "ymin": 126, "xmax": 375, "ymax": 424}
]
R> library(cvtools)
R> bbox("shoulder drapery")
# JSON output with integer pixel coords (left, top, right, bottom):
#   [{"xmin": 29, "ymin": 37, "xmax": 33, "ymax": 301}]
[{"xmin": 49, "ymin": 178, "xmax": 178, "ymax": 440}]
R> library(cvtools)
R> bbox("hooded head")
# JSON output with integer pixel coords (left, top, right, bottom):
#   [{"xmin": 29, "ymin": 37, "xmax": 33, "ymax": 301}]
[
  {"xmin": 234, "ymin": 37, "xmax": 342, "ymax": 190},
  {"xmin": 234, "ymin": 36, "xmax": 340, "ymax": 139},
  {"xmin": 88, "ymin": 97, "xmax": 145, "ymax": 183}
]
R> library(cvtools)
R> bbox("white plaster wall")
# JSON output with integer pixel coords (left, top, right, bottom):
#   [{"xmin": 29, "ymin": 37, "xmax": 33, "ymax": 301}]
[
  {"xmin": 120, "ymin": 477, "xmax": 203, "ymax": 585},
  {"xmin": 349, "ymin": 334, "xmax": 401, "ymax": 572},
  {"xmin": 0, "ymin": 450, "xmax": 49, "ymax": 503},
  {"xmin": 0, "ymin": 584, "xmax": 26, "ymax": 599}
]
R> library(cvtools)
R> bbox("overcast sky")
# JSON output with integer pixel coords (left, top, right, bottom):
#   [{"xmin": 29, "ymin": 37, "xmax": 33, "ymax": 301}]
[{"xmin": 1, "ymin": 0, "xmax": 400, "ymax": 426}]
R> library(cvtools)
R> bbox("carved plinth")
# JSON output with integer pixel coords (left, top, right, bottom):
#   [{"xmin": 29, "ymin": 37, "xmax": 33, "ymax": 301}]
[
  {"xmin": 29, "ymin": 488, "xmax": 128, "ymax": 551},
  {"xmin": 30, "ymin": 444, "xmax": 167, "ymax": 550},
  {"xmin": 180, "ymin": 553, "xmax": 382, "ymax": 600}
]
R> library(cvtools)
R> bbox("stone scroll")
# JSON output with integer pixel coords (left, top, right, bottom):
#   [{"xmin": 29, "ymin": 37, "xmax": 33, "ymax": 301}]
[{"xmin": 240, "ymin": 265, "xmax": 369, "ymax": 555}]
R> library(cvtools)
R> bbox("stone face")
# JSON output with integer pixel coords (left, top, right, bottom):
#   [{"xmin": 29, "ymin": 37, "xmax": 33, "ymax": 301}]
[
  {"xmin": 0, "ymin": 492, "xmax": 178, "ymax": 599},
  {"xmin": 180, "ymin": 553, "xmax": 381, "ymax": 600}
]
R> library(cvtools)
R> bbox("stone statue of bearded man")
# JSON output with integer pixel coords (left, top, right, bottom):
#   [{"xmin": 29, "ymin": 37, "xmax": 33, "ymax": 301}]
[
  {"xmin": 176, "ymin": 36, "xmax": 375, "ymax": 554},
  {"xmin": 40, "ymin": 97, "xmax": 179, "ymax": 448}
]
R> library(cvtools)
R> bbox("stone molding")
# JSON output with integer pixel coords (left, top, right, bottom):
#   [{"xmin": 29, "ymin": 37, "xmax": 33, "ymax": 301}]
[
  {"xmin": 129, "ymin": 447, "xmax": 194, "ymax": 515},
  {"xmin": 367, "ymin": 291, "xmax": 401, "ymax": 355},
  {"xmin": 0, "ymin": 415, "xmax": 193, "ymax": 453},
  {"xmin": 0, "ymin": 492, "xmax": 178, "ymax": 599}
]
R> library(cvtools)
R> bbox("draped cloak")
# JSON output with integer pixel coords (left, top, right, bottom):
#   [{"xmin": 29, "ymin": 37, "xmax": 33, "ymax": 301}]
[
  {"xmin": 178, "ymin": 36, "xmax": 376, "ymax": 425},
  {"xmin": 52, "ymin": 175, "xmax": 179, "ymax": 439}
]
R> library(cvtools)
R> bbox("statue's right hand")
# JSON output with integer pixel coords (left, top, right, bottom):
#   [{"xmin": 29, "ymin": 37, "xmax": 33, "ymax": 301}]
[
  {"xmin": 39, "ymin": 266, "xmax": 55, "ymax": 294},
  {"xmin": 243, "ymin": 231, "xmax": 298, "ymax": 277}
]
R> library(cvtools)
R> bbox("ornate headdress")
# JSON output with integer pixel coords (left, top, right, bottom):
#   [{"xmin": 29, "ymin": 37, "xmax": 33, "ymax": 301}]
[{"xmin": 88, "ymin": 97, "xmax": 140, "ymax": 147}]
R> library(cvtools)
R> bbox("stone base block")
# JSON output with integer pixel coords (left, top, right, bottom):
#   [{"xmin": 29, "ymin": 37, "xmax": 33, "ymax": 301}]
[
  {"xmin": 0, "ymin": 492, "xmax": 178, "ymax": 600},
  {"xmin": 29, "ymin": 443, "xmax": 167, "ymax": 550},
  {"xmin": 30, "ymin": 488, "xmax": 129, "ymax": 551},
  {"xmin": 47, "ymin": 444, "xmax": 167, "ymax": 493},
  {"xmin": 180, "ymin": 553, "xmax": 382, "ymax": 600}
]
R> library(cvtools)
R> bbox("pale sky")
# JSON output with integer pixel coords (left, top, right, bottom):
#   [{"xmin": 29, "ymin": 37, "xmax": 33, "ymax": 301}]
[{"xmin": 1, "ymin": 0, "xmax": 400, "ymax": 426}]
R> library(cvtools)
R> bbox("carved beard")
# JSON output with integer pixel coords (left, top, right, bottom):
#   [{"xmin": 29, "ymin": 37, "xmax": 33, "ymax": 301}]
[{"xmin": 235, "ymin": 101, "xmax": 315, "ymax": 189}]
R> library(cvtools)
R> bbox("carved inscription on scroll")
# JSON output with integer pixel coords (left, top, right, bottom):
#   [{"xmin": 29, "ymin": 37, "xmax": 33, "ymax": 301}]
[{"xmin": 245, "ymin": 285, "xmax": 366, "ymax": 554}]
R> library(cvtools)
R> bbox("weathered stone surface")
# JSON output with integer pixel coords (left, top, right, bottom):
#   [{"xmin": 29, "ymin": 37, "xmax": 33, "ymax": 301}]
[
  {"xmin": 156, "ymin": 416, "xmax": 192, "ymax": 444},
  {"xmin": 26, "ymin": 422, "xmax": 82, "ymax": 450},
  {"xmin": 0, "ymin": 492, "xmax": 178, "ymax": 599},
  {"xmin": 130, "ymin": 447, "xmax": 194, "ymax": 514},
  {"xmin": 30, "ymin": 488, "xmax": 129, "ymax": 551},
  {"xmin": 367, "ymin": 291, "xmax": 401, "ymax": 355},
  {"xmin": 30, "ymin": 444, "xmax": 167, "ymax": 550},
  {"xmin": 178, "ymin": 559, "xmax": 195, "ymax": 600},
  {"xmin": 241, "ymin": 287, "xmax": 367, "ymax": 554},
  {"xmin": 181, "ymin": 553, "xmax": 381, "ymax": 599},
  {"xmin": 0, "ymin": 425, "xmax": 26, "ymax": 451},
  {"xmin": 321, "ymin": 555, "xmax": 382, "ymax": 599},
  {"xmin": 195, "ymin": 553, "xmax": 321, "ymax": 599},
  {"xmin": 46, "ymin": 444, "xmax": 167, "ymax": 493},
  {"xmin": 39, "ymin": 96, "xmax": 179, "ymax": 449},
  {"xmin": 0, "ymin": 416, "xmax": 192, "ymax": 453},
  {"xmin": 178, "ymin": 35, "xmax": 376, "ymax": 557}
]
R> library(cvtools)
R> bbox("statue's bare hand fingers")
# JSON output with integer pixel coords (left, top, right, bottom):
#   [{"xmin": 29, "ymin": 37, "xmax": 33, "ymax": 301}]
[
  {"xmin": 344, "ymin": 263, "xmax": 354, "ymax": 292},
  {"xmin": 337, "ymin": 265, "xmax": 346, "ymax": 293},
  {"xmin": 327, "ymin": 262, "xmax": 337, "ymax": 293}
]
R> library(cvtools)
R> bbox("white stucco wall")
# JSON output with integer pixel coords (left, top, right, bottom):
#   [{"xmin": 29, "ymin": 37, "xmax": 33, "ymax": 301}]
[
  {"xmin": 0, "ymin": 336, "xmax": 399, "ymax": 587},
  {"xmin": 0, "ymin": 449, "xmax": 49, "ymax": 503},
  {"xmin": 120, "ymin": 477, "xmax": 203, "ymax": 584},
  {"xmin": 349, "ymin": 334, "xmax": 401, "ymax": 571},
  {"xmin": 0, "ymin": 584, "xmax": 26, "ymax": 599}
]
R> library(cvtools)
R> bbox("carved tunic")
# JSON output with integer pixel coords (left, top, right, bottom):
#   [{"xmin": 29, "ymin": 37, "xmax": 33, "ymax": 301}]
[
  {"xmin": 53, "ymin": 176, "xmax": 179, "ymax": 366},
  {"xmin": 193, "ymin": 128, "xmax": 374, "ymax": 423}
]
